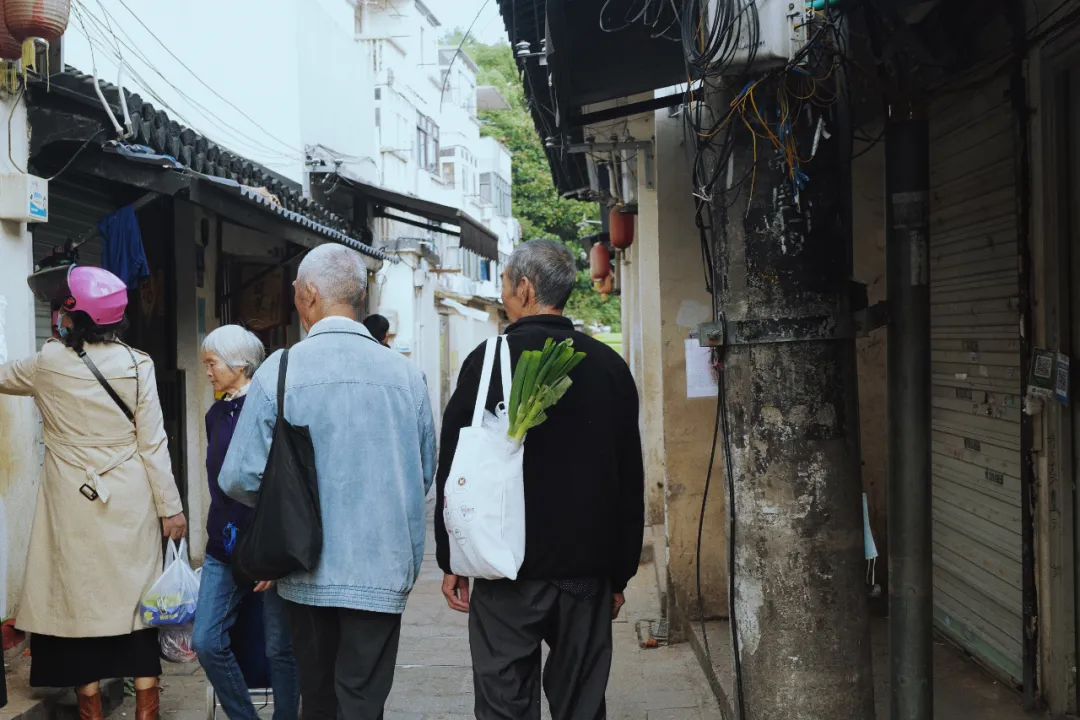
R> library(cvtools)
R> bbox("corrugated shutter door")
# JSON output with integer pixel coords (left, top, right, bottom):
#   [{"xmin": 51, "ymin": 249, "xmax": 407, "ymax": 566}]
[
  {"xmin": 930, "ymin": 76, "xmax": 1023, "ymax": 685},
  {"xmin": 31, "ymin": 180, "xmax": 110, "ymax": 350}
]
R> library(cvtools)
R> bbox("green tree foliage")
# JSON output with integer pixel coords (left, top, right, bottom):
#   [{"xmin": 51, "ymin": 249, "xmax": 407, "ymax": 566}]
[{"xmin": 443, "ymin": 32, "xmax": 620, "ymax": 331}]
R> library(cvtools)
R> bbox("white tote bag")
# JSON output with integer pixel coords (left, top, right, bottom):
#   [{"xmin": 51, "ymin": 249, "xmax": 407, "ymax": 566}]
[{"xmin": 443, "ymin": 335, "xmax": 526, "ymax": 580}]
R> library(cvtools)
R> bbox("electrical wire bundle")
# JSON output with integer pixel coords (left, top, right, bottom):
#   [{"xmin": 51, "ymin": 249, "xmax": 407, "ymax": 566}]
[
  {"xmin": 682, "ymin": 2, "xmax": 847, "ymax": 207},
  {"xmin": 600, "ymin": 0, "xmax": 682, "ymax": 39}
]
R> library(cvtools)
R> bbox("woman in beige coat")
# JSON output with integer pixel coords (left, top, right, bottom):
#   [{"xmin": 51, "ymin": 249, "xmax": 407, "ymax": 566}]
[{"xmin": 0, "ymin": 264, "xmax": 187, "ymax": 720}]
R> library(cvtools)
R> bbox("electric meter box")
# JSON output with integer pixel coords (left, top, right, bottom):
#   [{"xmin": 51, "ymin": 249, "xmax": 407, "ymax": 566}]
[
  {"xmin": 706, "ymin": 0, "xmax": 810, "ymax": 73},
  {"xmin": 0, "ymin": 173, "xmax": 48, "ymax": 223}
]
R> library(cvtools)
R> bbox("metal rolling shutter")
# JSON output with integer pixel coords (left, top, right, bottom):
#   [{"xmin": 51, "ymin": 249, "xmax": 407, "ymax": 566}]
[
  {"xmin": 929, "ymin": 76, "xmax": 1023, "ymax": 684},
  {"xmin": 31, "ymin": 179, "xmax": 110, "ymax": 350}
]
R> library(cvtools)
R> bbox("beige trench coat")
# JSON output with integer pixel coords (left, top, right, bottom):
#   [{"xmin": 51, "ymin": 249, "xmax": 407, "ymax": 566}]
[{"xmin": 0, "ymin": 339, "xmax": 183, "ymax": 638}]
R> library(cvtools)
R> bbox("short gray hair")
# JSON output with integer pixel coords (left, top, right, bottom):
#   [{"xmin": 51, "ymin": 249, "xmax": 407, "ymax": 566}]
[
  {"xmin": 296, "ymin": 244, "xmax": 369, "ymax": 306},
  {"xmin": 505, "ymin": 239, "xmax": 577, "ymax": 310},
  {"xmin": 201, "ymin": 325, "xmax": 266, "ymax": 378}
]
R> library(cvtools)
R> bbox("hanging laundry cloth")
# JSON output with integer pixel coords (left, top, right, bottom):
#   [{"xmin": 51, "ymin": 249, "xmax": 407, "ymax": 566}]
[{"xmin": 99, "ymin": 205, "xmax": 150, "ymax": 290}]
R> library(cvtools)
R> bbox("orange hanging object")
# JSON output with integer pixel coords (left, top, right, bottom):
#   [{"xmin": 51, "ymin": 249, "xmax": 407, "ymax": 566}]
[
  {"xmin": 609, "ymin": 206, "xmax": 635, "ymax": 249},
  {"xmin": 3, "ymin": 0, "xmax": 69, "ymax": 76},
  {"xmin": 3, "ymin": 0, "xmax": 69, "ymax": 42},
  {"xmin": 594, "ymin": 274, "xmax": 614, "ymax": 298},
  {"xmin": 590, "ymin": 242, "xmax": 611, "ymax": 281},
  {"xmin": 0, "ymin": 2, "xmax": 19, "ymax": 61}
]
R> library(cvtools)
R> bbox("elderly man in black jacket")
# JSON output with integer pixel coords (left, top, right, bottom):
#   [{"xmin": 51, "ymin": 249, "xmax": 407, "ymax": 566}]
[{"xmin": 435, "ymin": 239, "xmax": 645, "ymax": 720}]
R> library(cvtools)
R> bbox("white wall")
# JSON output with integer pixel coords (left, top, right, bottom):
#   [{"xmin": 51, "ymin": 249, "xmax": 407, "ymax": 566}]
[
  {"xmin": 298, "ymin": 1, "xmax": 380, "ymax": 184},
  {"xmin": 0, "ymin": 93, "xmax": 38, "ymax": 617},
  {"xmin": 63, "ymin": 0, "xmax": 378, "ymax": 185},
  {"xmin": 173, "ymin": 201, "xmax": 214, "ymax": 563}
]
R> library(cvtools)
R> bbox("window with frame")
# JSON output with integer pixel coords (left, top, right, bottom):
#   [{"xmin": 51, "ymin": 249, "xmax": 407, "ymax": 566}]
[
  {"xmin": 495, "ymin": 174, "xmax": 511, "ymax": 217},
  {"xmin": 416, "ymin": 113, "xmax": 440, "ymax": 173},
  {"xmin": 480, "ymin": 172, "xmax": 511, "ymax": 217}
]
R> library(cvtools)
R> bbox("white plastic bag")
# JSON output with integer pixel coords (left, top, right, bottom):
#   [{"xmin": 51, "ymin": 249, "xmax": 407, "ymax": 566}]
[
  {"xmin": 140, "ymin": 539, "xmax": 199, "ymax": 627},
  {"xmin": 443, "ymin": 336, "xmax": 526, "ymax": 580},
  {"xmin": 159, "ymin": 624, "xmax": 196, "ymax": 663}
]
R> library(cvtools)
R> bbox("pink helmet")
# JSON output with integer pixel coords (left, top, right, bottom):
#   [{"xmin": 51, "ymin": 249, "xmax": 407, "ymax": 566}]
[{"xmin": 27, "ymin": 265, "xmax": 128, "ymax": 326}]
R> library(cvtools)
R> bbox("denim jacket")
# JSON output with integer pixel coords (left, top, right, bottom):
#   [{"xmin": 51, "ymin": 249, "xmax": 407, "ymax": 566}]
[{"xmin": 219, "ymin": 316, "xmax": 437, "ymax": 614}]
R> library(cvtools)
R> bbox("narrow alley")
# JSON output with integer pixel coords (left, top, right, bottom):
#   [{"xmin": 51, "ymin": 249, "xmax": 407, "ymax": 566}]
[{"xmin": 121, "ymin": 503, "xmax": 722, "ymax": 720}]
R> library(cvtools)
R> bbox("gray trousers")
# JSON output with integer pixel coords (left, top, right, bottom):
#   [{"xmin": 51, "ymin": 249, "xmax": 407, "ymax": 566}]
[
  {"xmin": 469, "ymin": 579, "xmax": 613, "ymax": 720},
  {"xmin": 284, "ymin": 602, "xmax": 401, "ymax": 720}
]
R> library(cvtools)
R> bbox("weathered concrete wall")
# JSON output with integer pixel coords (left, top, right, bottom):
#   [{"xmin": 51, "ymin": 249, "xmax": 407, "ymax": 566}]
[
  {"xmin": 654, "ymin": 110, "xmax": 729, "ymax": 624},
  {"xmin": 852, "ymin": 137, "xmax": 888, "ymax": 584},
  {"xmin": 636, "ymin": 128, "xmax": 667, "ymax": 527},
  {"xmin": 0, "ymin": 93, "xmax": 38, "ymax": 617}
]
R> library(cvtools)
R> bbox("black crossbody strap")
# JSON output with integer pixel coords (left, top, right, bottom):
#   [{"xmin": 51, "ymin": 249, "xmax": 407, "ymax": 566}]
[
  {"xmin": 78, "ymin": 349, "xmax": 135, "ymax": 424},
  {"xmin": 277, "ymin": 349, "xmax": 289, "ymax": 421}
]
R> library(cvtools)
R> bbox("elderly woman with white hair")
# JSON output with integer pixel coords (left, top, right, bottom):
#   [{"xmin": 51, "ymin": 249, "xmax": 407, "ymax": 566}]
[{"xmin": 192, "ymin": 325, "xmax": 300, "ymax": 720}]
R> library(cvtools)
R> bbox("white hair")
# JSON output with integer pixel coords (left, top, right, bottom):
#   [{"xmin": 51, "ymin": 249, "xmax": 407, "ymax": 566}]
[
  {"xmin": 296, "ymin": 244, "xmax": 368, "ymax": 307},
  {"xmin": 201, "ymin": 325, "xmax": 266, "ymax": 378}
]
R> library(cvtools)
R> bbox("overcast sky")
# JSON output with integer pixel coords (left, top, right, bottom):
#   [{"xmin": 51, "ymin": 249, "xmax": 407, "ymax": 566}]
[{"xmin": 428, "ymin": 0, "xmax": 508, "ymax": 45}]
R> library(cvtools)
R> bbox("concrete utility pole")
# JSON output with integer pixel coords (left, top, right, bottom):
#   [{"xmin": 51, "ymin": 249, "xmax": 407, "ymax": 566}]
[{"xmin": 707, "ymin": 88, "xmax": 876, "ymax": 719}]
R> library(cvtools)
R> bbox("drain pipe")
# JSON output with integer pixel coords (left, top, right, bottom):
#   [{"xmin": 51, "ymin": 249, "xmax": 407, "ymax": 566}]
[
  {"xmin": 885, "ymin": 98, "xmax": 933, "ymax": 720},
  {"xmin": 1004, "ymin": 0, "xmax": 1038, "ymax": 708}
]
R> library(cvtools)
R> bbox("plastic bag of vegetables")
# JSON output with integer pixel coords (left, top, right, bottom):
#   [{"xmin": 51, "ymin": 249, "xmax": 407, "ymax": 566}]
[
  {"xmin": 140, "ymin": 539, "xmax": 199, "ymax": 627},
  {"xmin": 444, "ymin": 335, "xmax": 584, "ymax": 580}
]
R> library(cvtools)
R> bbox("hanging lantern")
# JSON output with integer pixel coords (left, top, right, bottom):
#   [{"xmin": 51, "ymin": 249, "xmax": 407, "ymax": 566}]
[
  {"xmin": 3, "ymin": 0, "xmax": 70, "ymax": 76},
  {"xmin": 590, "ymin": 242, "xmax": 611, "ymax": 281},
  {"xmin": 0, "ymin": 2, "xmax": 19, "ymax": 62},
  {"xmin": 609, "ymin": 206, "xmax": 635, "ymax": 250}
]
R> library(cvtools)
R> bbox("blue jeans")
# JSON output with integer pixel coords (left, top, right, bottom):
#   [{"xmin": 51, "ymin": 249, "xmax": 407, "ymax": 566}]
[{"xmin": 193, "ymin": 555, "xmax": 300, "ymax": 720}]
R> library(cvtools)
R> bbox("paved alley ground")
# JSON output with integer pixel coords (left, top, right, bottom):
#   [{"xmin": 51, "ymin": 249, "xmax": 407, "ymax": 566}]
[{"xmin": 131, "ymin": 504, "xmax": 723, "ymax": 720}]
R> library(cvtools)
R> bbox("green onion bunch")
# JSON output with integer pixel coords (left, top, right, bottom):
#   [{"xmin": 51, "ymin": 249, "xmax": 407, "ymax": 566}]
[{"xmin": 507, "ymin": 338, "xmax": 586, "ymax": 443}]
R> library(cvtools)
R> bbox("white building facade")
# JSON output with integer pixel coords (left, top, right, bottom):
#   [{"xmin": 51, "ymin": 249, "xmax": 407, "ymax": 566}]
[{"xmin": 358, "ymin": 0, "xmax": 519, "ymax": 418}]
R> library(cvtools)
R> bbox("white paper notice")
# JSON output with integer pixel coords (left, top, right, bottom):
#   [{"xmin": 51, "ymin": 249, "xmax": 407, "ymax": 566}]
[{"xmin": 685, "ymin": 339, "xmax": 717, "ymax": 398}]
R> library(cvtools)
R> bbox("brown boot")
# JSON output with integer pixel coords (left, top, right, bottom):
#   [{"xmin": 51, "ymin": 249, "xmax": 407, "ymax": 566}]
[
  {"xmin": 76, "ymin": 692, "xmax": 104, "ymax": 720},
  {"xmin": 135, "ymin": 685, "xmax": 160, "ymax": 720}
]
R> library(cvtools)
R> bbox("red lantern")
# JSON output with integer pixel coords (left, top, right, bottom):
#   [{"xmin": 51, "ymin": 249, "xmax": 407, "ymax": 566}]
[
  {"xmin": 609, "ymin": 206, "xmax": 635, "ymax": 249},
  {"xmin": 3, "ymin": 0, "xmax": 70, "ymax": 44},
  {"xmin": 0, "ymin": 3, "xmax": 20, "ymax": 61},
  {"xmin": 589, "ymin": 242, "xmax": 611, "ymax": 281}
]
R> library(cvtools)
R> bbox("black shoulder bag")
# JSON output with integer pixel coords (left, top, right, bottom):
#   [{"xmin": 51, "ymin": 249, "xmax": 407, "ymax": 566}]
[{"xmin": 231, "ymin": 349, "xmax": 323, "ymax": 585}]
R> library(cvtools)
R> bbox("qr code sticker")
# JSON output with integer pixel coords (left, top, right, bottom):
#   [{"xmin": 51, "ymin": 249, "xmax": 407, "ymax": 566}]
[
  {"xmin": 1057, "ymin": 364, "xmax": 1069, "ymax": 395},
  {"xmin": 1035, "ymin": 354, "xmax": 1053, "ymax": 379}
]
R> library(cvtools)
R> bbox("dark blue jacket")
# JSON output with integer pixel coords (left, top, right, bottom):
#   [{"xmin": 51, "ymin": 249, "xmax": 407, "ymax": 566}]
[{"xmin": 205, "ymin": 394, "xmax": 254, "ymax": 563}]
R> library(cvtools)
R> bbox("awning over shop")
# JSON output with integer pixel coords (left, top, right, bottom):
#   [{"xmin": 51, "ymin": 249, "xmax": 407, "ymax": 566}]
[
  {"xmin": 314, "ymin": 173, "xmax": 500, "ymax": 262},
  {"xmin": 440, "ymin": 298, "xmax": 491, "ymax": 324}
]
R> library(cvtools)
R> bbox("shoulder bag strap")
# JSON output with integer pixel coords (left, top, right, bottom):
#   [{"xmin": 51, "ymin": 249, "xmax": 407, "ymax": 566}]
[
  {"xmin": 78, "ymin": 349, "xmax": 135, "ymax": 424},
  {"xmin": 277, "ymin": 349, "xmax": 290, "ymax": 422},
  {"xmin": 497, "ymin": 335, "xmax": 511, "ymax": 408},
  {"xmin": 471, "ymin": 337, "xmax": 499, "ymax": 428}
]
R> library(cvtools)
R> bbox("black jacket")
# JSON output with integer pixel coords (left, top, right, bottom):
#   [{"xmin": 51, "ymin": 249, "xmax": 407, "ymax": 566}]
[{"xmin": 434, "ymin": 314, "xmax": 645, "ymax": 592}]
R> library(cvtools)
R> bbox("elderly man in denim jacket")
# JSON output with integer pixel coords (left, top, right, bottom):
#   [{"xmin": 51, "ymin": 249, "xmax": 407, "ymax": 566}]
[{"xmin": 220, "ymin": 243, "xmax": 437, "ymax": 719}]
